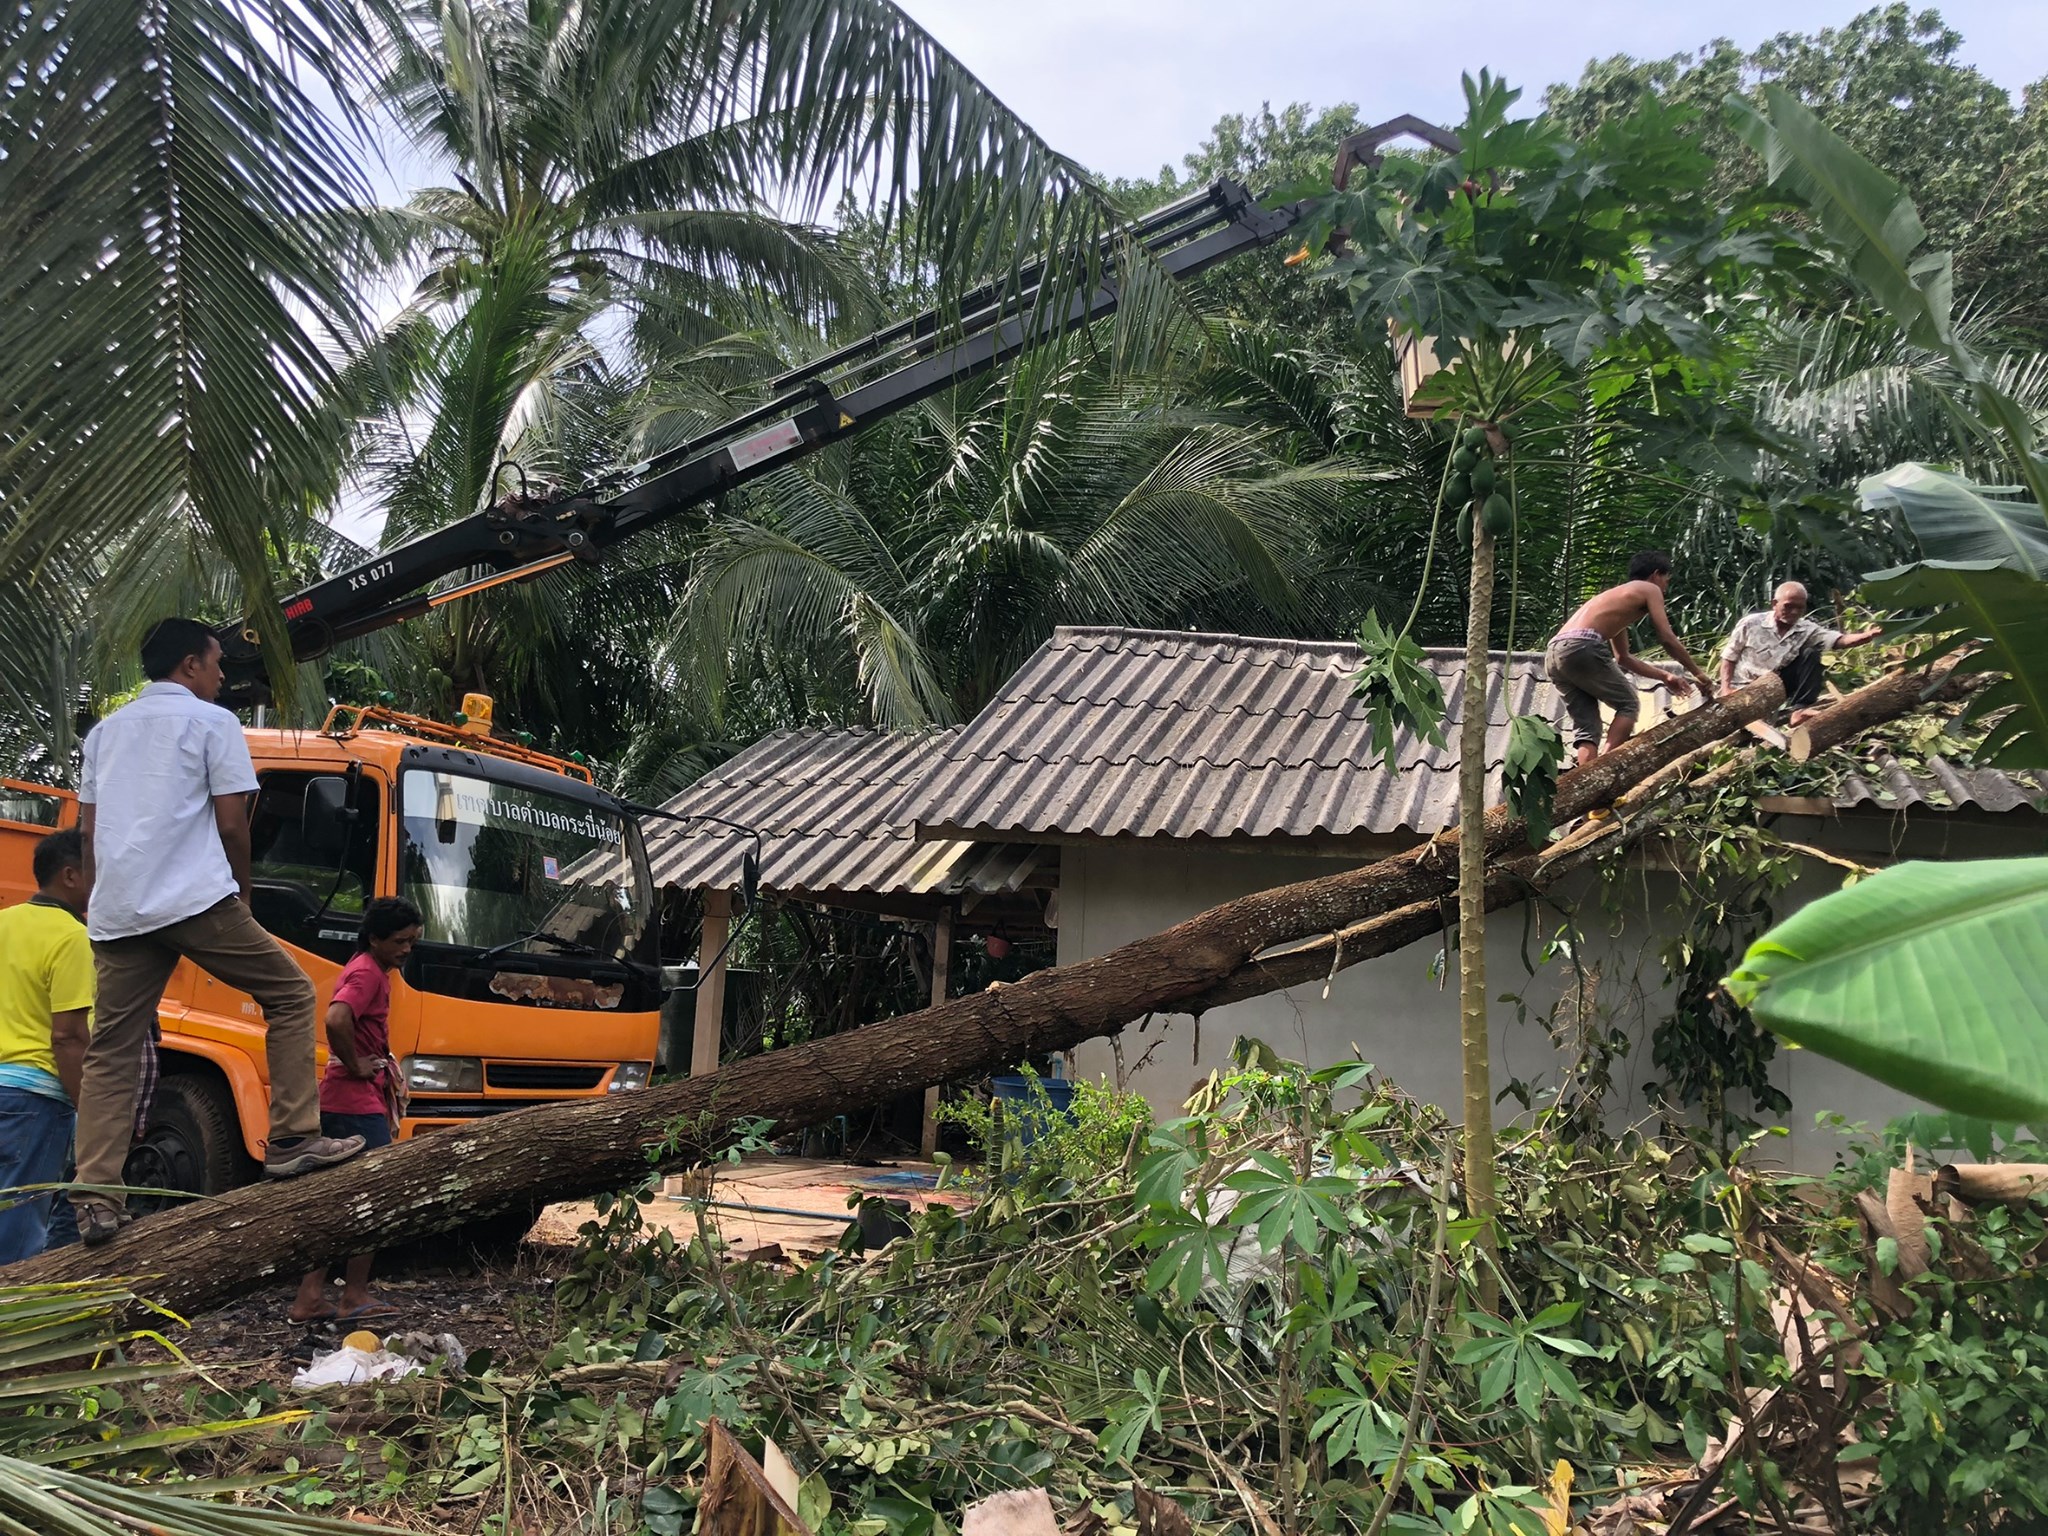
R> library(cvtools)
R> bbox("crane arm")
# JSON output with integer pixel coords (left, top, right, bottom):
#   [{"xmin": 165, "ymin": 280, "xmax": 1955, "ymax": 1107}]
[{"xmin": 220, "ymin": 179, "xmax": 1306, "ymax": 705}]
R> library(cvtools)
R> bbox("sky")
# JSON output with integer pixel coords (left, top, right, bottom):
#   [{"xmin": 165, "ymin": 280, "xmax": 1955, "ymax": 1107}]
[{"xmin": 893, "ymin": 0, "xmax": 2047, "ymax": 182}]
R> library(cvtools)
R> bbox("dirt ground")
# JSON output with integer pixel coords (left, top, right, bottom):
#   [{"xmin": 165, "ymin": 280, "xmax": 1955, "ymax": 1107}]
[
  {"xmin": 174, "ymin": 1156, "xmax": 973, "ymax": 1385},
  {"xmin": 533, "ymin": 1154, "xmax": 973, "ymax": 1254},
  {"xmin": 175, "ymin": 1244, "xmax": 576, "ymax": 1386}
]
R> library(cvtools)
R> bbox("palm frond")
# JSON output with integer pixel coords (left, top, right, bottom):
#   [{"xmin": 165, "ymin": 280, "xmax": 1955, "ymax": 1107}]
[{"xmin": 0, "ymin": 0, "xmax": 385, "ymax": 705}]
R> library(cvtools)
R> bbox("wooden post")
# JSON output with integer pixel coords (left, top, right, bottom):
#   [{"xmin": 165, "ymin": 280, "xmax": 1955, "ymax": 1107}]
[
  {"xmin": 920, "ymin": 908, "xmax": 953, "ymax": 1159},
  {"xmin": 693, "ymin": 888, "xmax": 732, "ymax": 1079}
]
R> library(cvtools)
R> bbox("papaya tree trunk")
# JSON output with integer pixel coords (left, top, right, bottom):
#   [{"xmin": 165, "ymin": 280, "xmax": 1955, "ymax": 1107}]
[{"xmin": 1459, "ymin": 505, "xmax": 1499, "ymax": 1283}]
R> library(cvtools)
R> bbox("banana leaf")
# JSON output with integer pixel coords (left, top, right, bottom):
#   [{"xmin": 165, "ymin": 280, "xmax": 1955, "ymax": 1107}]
[
  {"xmin": 1859, "ymin": 462, "xmax": 2048, "ymax": 577},
  {"xmin": 1725, "ymin": 859, "xmax": 2048, "ymax": 1123}
]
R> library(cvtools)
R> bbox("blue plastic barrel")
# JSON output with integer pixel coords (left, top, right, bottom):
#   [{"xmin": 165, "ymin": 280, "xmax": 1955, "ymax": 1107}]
[{"xmin": 991, "ymin": 1075, "xmax": 1078, "ymax": 1146}]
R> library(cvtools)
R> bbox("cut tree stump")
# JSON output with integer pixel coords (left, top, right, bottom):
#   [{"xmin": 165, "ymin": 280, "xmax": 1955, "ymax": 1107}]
[{"xmin": 16, "ymin": 667, "xmax": 1973, "ymax": 1319}]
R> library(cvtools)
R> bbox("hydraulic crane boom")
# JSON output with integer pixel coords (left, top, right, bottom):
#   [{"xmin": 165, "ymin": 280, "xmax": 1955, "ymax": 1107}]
[{"xmin": 218, "ymin": 178, "xmax": 1307, "ymax": 705}]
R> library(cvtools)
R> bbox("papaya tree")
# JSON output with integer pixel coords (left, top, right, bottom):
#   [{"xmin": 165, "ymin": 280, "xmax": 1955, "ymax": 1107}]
[{"xmin": 1303, "ymin": 74, "xmax": 1805, "ymax": 1257}]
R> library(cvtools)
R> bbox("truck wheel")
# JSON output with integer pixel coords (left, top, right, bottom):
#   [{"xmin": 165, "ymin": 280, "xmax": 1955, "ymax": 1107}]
[{"xmin": 125, "ymin": 1074, "xmax": 256, "ymax": 1212}]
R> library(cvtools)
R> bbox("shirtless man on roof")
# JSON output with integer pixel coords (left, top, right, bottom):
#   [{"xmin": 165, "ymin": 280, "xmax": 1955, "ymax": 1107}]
[{"xmin": 1545, "ymin": 551, "xmax": 1716, "ymax": 769}]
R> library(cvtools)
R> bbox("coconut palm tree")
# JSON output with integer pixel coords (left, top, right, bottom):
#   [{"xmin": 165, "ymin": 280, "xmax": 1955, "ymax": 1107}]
[
  {"xmin": 0, "ymin": 0, "xmax": 1124, "ymax": 711},
  {"xmin": 680, "ymin": 326, "xmax": 1381, "ymax": 727}
]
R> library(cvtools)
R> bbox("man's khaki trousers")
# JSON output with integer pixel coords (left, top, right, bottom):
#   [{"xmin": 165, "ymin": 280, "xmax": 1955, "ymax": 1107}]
[{"xmin": 75, "ymin": 897, "xmax": 319, "ymax": 1206}]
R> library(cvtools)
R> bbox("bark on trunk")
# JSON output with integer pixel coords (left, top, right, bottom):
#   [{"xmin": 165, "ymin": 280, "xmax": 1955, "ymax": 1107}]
[
  {"xmin": 2, "ymin": 677, "xmax": 1794, "ymax": 1318},
  {"xmin": 1787, "ymin": 658, "xmax": 1974, "ymax": 761}
]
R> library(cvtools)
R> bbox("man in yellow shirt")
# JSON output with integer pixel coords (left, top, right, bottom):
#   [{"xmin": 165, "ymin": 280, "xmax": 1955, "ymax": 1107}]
[{"xmin": 0, "ymin": 829, "xmax": 94, "ymax": 1264}]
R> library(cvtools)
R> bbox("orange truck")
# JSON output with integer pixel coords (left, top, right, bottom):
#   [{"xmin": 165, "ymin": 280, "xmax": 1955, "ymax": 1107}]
[
  {"xmin": 0, "ymin": 699, "xmax": 661, "ymax": 1229},
  {"xmin": 0, "ymin": 174, "xmax": 1300, "ymax": 1217}
]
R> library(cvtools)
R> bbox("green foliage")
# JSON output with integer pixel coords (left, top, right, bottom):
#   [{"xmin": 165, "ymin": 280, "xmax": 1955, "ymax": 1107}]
[
  {"xmin": 0, "ymin": 1277, "xmax": 398, "ymax": 1533},
  {"xmin": 1860, "ymin": 462, "xmax": 2048, "ymax": 577},
  {"xmin": 1350, "ymin": 612, "xmax": 1449, "ymax": 761},
  {"xmin": 1731, "ymin": 83, "xmax": 2048, "ymax": 506},
  {"xmin": 1730, "ymin": 83, "xmax": 2048, "ymax": 770},
  {"xmin": 935, "ymin": 1071, "xmax": 1152, "ymax": 1190},
  {"xmin": 1501, "ymin": 714, "xmax": 1563, "ymax": 844},
  {"xmin": 1856, "ymin": 464, "xmax": 2048, "ymax": 766},
  {"xmin": 1861, "ymin": 559, "xmax": 2048, "ymax": 765},
  {"xmin": 1727, "ymin": 858, "xmax": 2048, "ymax": 1122},
  {"xmin": 686, "ymin": 335, "xmax": 1370, "ymax": 727},
  {"xmin": 1548, "ymin": 5, "xmax": 2048, "ymax": 335},
  {"xmin": 1452, "ymin": 1302, "xmax": 1604, "ymax": 1419},
  {"xmin": 1625, "ymin": 767, "xmax": 1803, "ymax": 1135},
  {"xmin": 0, "ymin": 0, "xmax": 383, "ymax": 708},
  {"xmin": 1824, "ymin": 1138, "xmax": 2048, "ymax": 1531}
]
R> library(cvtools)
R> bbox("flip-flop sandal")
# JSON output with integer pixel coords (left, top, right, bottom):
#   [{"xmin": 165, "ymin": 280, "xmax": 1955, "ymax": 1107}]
[
  {"xmin": 337, "ymin": 1301, "xmax": 401, "ymax": 1322},
  {"xmin": 289, "ymin": 1307, "xmax": 339, "ymax": 1325}
]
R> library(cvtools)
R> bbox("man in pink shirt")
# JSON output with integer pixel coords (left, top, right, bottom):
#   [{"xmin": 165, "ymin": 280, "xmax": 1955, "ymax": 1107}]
[{"xmin": 290, "ymin": 898, "xmax": 421, "ymax": 1323}]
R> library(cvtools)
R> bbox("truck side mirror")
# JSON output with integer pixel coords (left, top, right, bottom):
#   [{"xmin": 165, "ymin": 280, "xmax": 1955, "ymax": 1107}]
[{"xmin": 303, "ymin": 776, "xmax": 355, "ymax": 857}]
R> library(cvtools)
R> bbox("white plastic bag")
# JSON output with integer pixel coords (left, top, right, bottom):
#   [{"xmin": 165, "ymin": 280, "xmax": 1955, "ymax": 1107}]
[{"xmin": 291, "ymin": 1345, "xmax": 422, "ymax": 1389}]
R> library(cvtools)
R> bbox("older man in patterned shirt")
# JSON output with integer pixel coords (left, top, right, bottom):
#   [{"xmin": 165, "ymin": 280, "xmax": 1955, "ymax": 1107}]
[{"xmin": 1719, "ymin": 582, "xmax": 1884, "ymax": 727}]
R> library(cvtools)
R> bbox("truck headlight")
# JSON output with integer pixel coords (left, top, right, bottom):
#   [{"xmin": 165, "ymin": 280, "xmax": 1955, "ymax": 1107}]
[
  {"xmin": 403, "ymin": 1055, "xmax": 483, "ymax": 1093},
  {"xmin": 609, "ymin": 1061, "xmax": 653, "ymax": 1092}
]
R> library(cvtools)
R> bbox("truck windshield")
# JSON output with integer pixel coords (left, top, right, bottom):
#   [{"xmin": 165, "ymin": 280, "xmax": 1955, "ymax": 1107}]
[{"xmin": 399, "ymin": 771, "xmax": 650, "ymax": 960}]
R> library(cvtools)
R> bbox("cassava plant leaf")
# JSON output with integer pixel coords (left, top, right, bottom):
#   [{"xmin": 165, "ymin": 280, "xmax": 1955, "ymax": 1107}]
[{"xmin": 1724, "ymin": 859, "xmax": 2048, "ymax": 1123}]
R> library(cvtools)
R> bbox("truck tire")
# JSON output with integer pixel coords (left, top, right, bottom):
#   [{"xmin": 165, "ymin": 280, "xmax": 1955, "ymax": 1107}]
[{"xmin": 125, "ymin": 1073, "xmax": 257, "ymax": 1212}]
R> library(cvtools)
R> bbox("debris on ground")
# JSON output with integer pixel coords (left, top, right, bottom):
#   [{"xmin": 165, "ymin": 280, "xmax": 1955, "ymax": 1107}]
[{"xmin": 15, "ymin": 1056, "xmax": 2048, "ymax": 1534}]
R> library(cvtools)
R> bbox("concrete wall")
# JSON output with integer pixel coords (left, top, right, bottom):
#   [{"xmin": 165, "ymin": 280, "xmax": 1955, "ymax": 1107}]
[{"xmin": 1052, "ymin": 814, "xmax": 2033, "ymax": 1171}]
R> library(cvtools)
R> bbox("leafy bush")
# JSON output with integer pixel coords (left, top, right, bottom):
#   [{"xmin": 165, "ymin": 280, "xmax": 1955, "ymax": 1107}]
[{"xmin": 936, "ymin": 1068, "xmax": 1152, "ymax": 1188}]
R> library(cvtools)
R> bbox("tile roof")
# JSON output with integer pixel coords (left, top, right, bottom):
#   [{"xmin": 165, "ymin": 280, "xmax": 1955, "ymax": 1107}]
[
  {"xmin": 1833, "ymin": 753, "xmax": 2048, "ymax": 815},
  {"xmin": 640, "ymin": 633, "xmax": 2046, "ymax": 889},
  {"xmin": 640, "ymin": 727, "xmax": 1047, "ymax": 899},
  {"xmin": 908, "ymin": 625, "xmax": 1590, "ymax": 841}
]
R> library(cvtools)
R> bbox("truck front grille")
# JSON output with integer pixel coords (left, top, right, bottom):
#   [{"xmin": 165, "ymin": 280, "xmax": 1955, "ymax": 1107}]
[{"xmin": 484, "ymin": 1062, "xmax": 608, "ymax": 1091}]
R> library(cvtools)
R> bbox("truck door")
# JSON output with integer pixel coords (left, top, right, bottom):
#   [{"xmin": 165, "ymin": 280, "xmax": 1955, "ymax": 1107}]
[{"xmin": 174, "ymin": 770, "xmax": 385, "ymax": 1070}]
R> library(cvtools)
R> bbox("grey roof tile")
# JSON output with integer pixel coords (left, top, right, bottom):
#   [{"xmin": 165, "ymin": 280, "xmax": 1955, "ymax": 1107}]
[
  {"xmin": 1833, "ymin": 753, "xmax": 2048, "ymax": 815},
  {"xmin": 642, "ymin": 728, "xmax": 1000, "ymax": 896},
  {"xmin": 909, "ymin": 625, "xmax": 1576, "ymax": 840}
]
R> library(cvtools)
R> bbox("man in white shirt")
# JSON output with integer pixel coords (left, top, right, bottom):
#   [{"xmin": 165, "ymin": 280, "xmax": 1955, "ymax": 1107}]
[
  {"xmin": 1719, "ymin": 582, "xmax": 1884, "ymax": 727},
  {"xmin": 70, "ymin": 618, "xmax": 364, "ymax": 1247}
]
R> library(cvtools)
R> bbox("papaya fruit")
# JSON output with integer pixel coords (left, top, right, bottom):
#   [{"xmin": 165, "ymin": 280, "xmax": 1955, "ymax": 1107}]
[
  {"xmin": 1445, "ymin": 473, "xmax": 1472, "ymax": 506},
  {"xmin": 1471, "ymin": 461, "xmax": 1496, "ymax": 497},
  {"xmin": 1482, "ymin": 493, "xmax": 1514, "ymax": 538},
  {"xmin": 1456, "ymin": 506, "xmax": 1473, "ymax": 549},
  {"xmin": 1451, "ymin": 447, "xmax": 1478, "ymax": 475},
  {"xmin": 1462, "ymin": 426, "xmax": 1489, "ymax": 451}
]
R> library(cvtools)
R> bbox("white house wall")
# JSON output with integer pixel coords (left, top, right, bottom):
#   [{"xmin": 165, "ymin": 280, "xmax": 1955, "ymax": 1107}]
[{"xmin": 1057, "ymin": 840, "xmax": 1931, "ymax": 1172}]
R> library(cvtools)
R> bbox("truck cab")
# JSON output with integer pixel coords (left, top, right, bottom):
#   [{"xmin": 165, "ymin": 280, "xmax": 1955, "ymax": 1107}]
[{"xmin": 1, "ymin": 700, "xmax": 663, "ymax": 1212}]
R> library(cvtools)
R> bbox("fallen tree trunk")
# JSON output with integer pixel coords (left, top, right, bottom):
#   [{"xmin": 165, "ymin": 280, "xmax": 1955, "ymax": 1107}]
[
  {"xmin": 1788, "ymin": 658, "xmax": 1967, "ymax": 760},
  {"xmin": 1, "ymin": 677, "xmax": 1795, "ymax": 1316},
  {"xmin": 1185, "ymin": 744, "xmax": 1755, "ymax": 1011}
]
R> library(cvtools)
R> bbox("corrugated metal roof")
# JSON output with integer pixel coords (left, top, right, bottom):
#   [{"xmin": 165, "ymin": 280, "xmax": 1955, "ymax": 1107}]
[
  {"xmin": 641, "ymin": 728, "xmax": 1050, "ymax": 899},
  {"xmin": 1833, "ymin": 753, "xmax": 2048, "ymax": 814},
  {"xmin": 910, "ymin": 626, "xmax": 1592, "ymax": 841}
]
